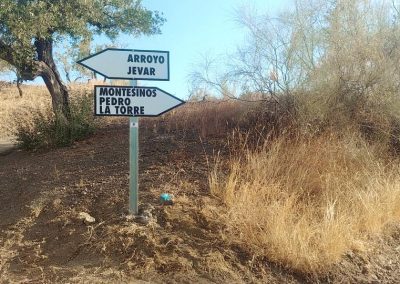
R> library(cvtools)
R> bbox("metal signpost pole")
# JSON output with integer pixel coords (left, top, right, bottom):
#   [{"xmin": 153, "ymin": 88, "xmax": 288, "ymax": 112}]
[
  {"xmin": 78, "ymin": 48, "xmax": 184, "ymax": 217},
  {"xmin": 129, "ymin": 80, "xmax": 139, "ymax": 215}
]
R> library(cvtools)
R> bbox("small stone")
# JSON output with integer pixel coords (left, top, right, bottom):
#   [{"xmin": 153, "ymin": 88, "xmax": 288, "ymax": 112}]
[
  {"xmin": 362, "ymin": 266, "xmax": 369, "ymax": 275},
  {"xmin": 142, "ymin": 210, "xmax": 153, "ymax": 218},
  {"xmin": 124, "ymin": 214, "xmax": 135, "ymax": 222},
  {"xmin": 135, "ymin": 215, "xmax": 150, "ymax": 225},
  {"xmin": 52, "ymin": 198, "xmax": 62, "ymax": 208},
  {"xmin": 165, "ymin": 222, "xmax": 172, "ymax": 229},
  {"xmin": 78, "ymin": 212, "xmax": 95, "ymax": 224}
]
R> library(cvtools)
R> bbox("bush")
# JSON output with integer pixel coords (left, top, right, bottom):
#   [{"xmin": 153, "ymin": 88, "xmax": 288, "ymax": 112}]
[
  {"xmin": 210, "ymin": 133, "xmax": 400, "ymax": 273},
  {"xmin": 15, "ymin": 94, "xmax": 97, "ymax": 150}
]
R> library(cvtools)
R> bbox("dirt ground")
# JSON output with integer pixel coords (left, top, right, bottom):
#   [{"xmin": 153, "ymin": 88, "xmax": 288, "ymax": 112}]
[
  {"xmin": 1, "ymin": 118, "xmax": 400, "ymax": 283},
  {"xmin": 0, "ymin": 138, "xmax": 15, "ymax": 156}
]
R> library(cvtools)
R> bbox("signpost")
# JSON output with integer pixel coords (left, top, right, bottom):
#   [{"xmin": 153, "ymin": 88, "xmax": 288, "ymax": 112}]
[
  {"xmin": 77, "ymin": 48, "xmax": 169, "ymax": 81},
  {"xmin": 78, "ymin": 48, "xmax": 183, "ymax": 216},
  {"xmin": 129, "ymin": 81, "xmax": 139, "ymax": 215}
]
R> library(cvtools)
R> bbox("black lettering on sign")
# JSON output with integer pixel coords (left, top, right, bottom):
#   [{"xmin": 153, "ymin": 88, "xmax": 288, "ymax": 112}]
[
  {"xmin": 105, "ymin": 106, "xmax": 110, "ymax": 114},
  {"xmin": 99, "ymin": 87, "xmax": 108, "ymax": 96},
  {"xmin": 128, "ymin": 53, "xmax": 166, "ymax": 64},
  {"xmin": 133, "ymin": 106, "xmax": 145, "ymax": 115},
  {"xmin": 127, "ymin": 106, "xmax": 133, "ymax": 115}
]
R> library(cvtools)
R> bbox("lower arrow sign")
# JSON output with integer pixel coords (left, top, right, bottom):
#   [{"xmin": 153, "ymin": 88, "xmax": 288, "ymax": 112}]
[{"xmin": 94, "ymin": 85, "xmax": 185, "ymax": 117}]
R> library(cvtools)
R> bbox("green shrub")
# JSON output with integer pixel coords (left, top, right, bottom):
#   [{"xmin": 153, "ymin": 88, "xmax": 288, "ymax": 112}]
[{"xmin": 15, "ymin": 94, "xmax": 97, "ymax": 150}]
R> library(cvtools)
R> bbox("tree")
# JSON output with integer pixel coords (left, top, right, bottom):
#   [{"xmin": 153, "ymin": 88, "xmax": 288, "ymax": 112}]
[
  {"xmin": 0, "ymin": 0, "xmax": 165, "ymax": 119},
  {"xmin": 193, "ymin": 0, "xmax": 400, "ymax": 119},
  {"xmin": 0, "ymin": 59, "xmax": 23, "ymax": 97},
  {"xmin": 56, "ymin": 40, "xmax": 116, "ymax": 83}
]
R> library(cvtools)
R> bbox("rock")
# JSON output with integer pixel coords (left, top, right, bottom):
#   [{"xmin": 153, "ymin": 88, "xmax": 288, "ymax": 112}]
[
  {"xmin": 135, "ymin": 214, "xmax": 150, "ymax": 225},
  {"xmin": 52, "ymin": 198, "xmax": 62, "ymax": 208},
  {"xmin": 124, "ymin": 214, "xmax": 135, "ymax": 222},
  {"xmin": 78, "ymin": 212, "xmax": 95, "ymax": 224}
]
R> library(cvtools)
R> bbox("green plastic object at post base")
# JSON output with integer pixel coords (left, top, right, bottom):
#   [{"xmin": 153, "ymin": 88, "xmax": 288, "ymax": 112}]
[{"xmin": 160, "ymin": 193, "xmax": 173, "ymax": 205}]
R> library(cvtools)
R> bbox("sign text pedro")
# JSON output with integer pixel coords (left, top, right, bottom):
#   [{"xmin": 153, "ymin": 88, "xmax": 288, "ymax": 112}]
[{"xmin": 94, "ymin": 85, "xmax": 184, "ymax": 117}]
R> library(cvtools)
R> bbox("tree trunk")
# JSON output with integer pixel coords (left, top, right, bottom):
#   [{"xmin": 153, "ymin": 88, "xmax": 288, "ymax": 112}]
[
  {"xmin": 39, "ymin": 63, "xmax": 71, "ymax": 119},
  {"xmin": 1, "ymin": 37, "xmax": 71, "ymax": 119},
  {"xmin": 16, "ymin": 77, "xmax": 23, "ymax": 97},
  {"xmin": 35, "ymin": 38, "xmax": 71, "ymax": 120}
]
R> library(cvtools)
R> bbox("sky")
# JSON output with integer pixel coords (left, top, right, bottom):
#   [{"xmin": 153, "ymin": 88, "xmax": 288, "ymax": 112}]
[
  {"xmin": 1, "ymin": 0, "xmax": 291, "ymax": 100},
  {"xmin": 113, "ymin": 0, "xmax": 291, "ymax": 99}
]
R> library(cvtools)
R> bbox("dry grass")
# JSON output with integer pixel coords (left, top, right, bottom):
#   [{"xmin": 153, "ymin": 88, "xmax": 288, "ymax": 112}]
[
  {"xmin": 145, "ymin": 98, "xmax": 290, "ymax": 141},
  {"xmin": 210, "ymin": 132, "xmax": 400, "ymax": 273},
  {"xmin": 4, "ymin": 83, "xmax": 400, "ymax": 277},
  {"xmin": 0, "ymin": 84, "xmax": 96, "ymax": 140},
  {"xmin": 0, "ymin": 85, "xmax": 50, "ymax": 139},
  {"xmin": 146, "ymin": 100, "xmax": 249, "ymax": 138}
]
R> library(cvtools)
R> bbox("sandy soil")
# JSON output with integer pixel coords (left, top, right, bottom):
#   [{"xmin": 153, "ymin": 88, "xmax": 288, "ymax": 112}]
[{"xmin": 1, "ymin": 119, "xmax": 400, "ymax": 283}]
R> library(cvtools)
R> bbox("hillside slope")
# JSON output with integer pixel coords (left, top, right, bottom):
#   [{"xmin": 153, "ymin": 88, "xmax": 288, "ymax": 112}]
[{"xmin": 1, "ymin": 119, "xmax": 400, "ymax": 283}]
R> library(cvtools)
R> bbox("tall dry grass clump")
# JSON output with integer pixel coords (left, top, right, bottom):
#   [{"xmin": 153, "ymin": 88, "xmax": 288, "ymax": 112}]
[
  {"xmin": 0, "ymin": 83, "xmax": 95, "ymax": 140},
  {"xmin": 0, "ymin": 85, "xmax": 50, "ymax": 139},
  {"xmin": 210, "ymin": 133, "xmax": 400, "ymax": 273},
  {"xmin": 145, "ymin": 98, "xmax": 293, "ymax": 140},
  {"xmin": 0, "ymin": 83, "xmax": 97, "ymax": 149},
  {"xmin": 15, "ymin": 92, "xmax": 97, "ymax": 149},
  {"xmin": 151, "ymin": 100, "xmax": 249, "ymax": 138}
]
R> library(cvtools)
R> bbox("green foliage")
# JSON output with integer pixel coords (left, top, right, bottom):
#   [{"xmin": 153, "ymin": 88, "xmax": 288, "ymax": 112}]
[
  {"xmin": 0, "ymin": 59, "xmax": 12, "ymax": 73},
  {"xmin": 56, "ymin": 40, "xmax": 118, "ymax": 82},
  {"xmin": 0, "ymin": 0, "xmax": 165, "ymax": 76},
  {"xmin": 15, "ymin": 94, "xmax": 97, "ymax": 150}
]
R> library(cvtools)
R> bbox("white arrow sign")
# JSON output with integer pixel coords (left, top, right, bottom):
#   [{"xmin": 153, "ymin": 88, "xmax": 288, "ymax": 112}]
[
  {"xmin": 77, "ymin": 48, "xmax": 169, "ymax": 81},
  {"xmin": 94, "ymin": 85, "xmax": 185, "ymax": 117}
]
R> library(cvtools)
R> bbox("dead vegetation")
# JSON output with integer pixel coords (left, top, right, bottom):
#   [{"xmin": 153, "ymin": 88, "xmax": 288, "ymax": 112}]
[
  {"xmin": 210, "ymin": 132, "xmax": 400, "ymax": 273},
  {"xmin": 0, "ymin": 83, "xmax": 94, "ymax": 140},
  {"xmin": 2, "ymin": 87, "xmax": 400, "ymax": 282},
  {"xmin": 2, "ymin": 0, "xmax": 400, "ymax": 282}
]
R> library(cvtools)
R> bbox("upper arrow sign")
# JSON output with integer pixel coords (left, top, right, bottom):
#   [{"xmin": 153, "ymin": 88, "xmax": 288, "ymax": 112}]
[{"xmin": 77, "ymin": 48, "xmax": 170, "ymax": 81}]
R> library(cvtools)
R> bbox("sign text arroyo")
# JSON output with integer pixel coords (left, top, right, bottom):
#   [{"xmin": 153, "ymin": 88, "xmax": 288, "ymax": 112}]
[{"xmin": 77, "ymin": 48, "xmax": 170, "ymax": 81}]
